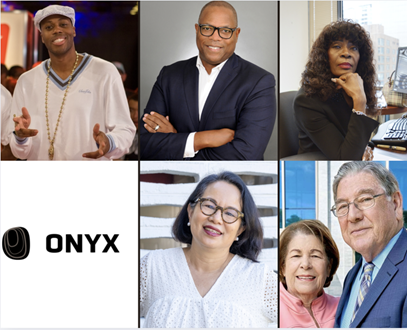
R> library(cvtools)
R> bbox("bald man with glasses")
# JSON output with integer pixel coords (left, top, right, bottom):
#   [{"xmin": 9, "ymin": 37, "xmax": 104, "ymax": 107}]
[
  {"xmin": 140, "ymin": 1, "xmax": 276, "ymax": 160},
  {"xmin": 331, "ymin": 161, "xmax": 407, "ymax": 328}
]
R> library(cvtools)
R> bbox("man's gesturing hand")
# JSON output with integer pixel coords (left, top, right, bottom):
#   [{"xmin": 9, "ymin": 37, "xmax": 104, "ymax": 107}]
[
  {"xmin": 82, "ymin": 123, "xmax": 110, "ymax": 159},
  {"xmin": 143, "ymin": 112, "xmax": 177, "ymax": 133},
  {"xmin": 13, "ymin": 107, "xmax": 38, "ymax": 138}
]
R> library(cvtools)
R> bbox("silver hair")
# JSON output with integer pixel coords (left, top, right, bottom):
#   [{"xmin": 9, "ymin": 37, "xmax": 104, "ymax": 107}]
[{"xmin": 333, "ymin": 162, "xmax": 399, "ymax": 201}]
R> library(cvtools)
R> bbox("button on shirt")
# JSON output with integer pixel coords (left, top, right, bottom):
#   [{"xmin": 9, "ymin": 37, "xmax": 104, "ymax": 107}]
[
  {"xmin": 340, "ymin": 228, "xmax": 404, "ymax": 327},
  {"xmin": 183, "ymin": 56, "xmax": 228, "ymax": 158}
]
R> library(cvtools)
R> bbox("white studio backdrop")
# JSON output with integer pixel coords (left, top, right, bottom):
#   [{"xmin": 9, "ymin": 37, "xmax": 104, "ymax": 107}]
[{"xmin": 0, "ymin": 162, "xmax": 138, "ymax": 328}]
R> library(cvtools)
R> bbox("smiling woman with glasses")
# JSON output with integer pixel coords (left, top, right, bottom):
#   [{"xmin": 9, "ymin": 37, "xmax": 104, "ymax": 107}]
[{"xmin": 140, "ymin": 171, "xmax": 277, "ymax": 328}]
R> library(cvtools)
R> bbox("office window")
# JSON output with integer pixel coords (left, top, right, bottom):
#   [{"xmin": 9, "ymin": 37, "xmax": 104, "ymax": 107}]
[
  {"xmin": 343, "ymin": 1, "xmax": 406, "ymax": 86},
  {"xmin": 280, "ymin": 162, "xmax": 316, "ymax": 228},
  {"xmin": 378, "ymin": 64, "xmax": 384, "ymax": 71},
  {"xmin": 389, "ymin": 162, "xmax": 407, "ymax": 209},
  {"xmin": 389, "ymin": 162, "xmax": 407, "ymax": 227}
]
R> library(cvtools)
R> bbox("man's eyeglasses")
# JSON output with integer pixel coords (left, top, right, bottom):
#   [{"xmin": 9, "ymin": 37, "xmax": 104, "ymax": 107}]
[
  {"xmin": 198, "ymin": 24, "xmax": 237, "ymax": 39},
  {"xmin": 195, "ymin": 198, "xmax": 244, "ymax": 224},
  {"xmin": 330, "ymin": 193, "xmax": 385, "ymax": 217}
]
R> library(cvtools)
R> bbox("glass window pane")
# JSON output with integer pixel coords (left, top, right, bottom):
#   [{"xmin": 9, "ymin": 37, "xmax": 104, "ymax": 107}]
[
  {"xmin": 343, "ymin": 1, "xmax": 407, "ymax": 87},
  {"xmin": 284, "ymin": 162, "xmax": 316, "ymax": 227},
  {"xmin": 389, "ymin": 162, "xmax": 407, "ymax": 210},
  {"xmin": 285, "ymin": 209, "xmax": 316, "ymax": 227},
  {"xmin": 389, "ymin": 162, "xmax": 407, "ymax": 228}
]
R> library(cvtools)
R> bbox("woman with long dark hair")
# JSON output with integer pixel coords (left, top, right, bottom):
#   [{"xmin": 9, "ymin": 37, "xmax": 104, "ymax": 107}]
[
  {"xmin": 140, "ymin": 171, "xmax": 276, "ymax": 327},
  {"xmin": 295, "ymin": 20, "xmax": 379, "ymax": 160}
]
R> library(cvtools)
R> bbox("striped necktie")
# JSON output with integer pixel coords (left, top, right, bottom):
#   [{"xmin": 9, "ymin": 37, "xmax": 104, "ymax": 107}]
[{"xmin": 351, "ymin": 262, "xmax": 374, "ymax": 323}]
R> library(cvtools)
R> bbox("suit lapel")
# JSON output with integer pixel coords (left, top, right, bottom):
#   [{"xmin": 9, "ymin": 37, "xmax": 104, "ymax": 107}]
[
  {"xmin": 350, "ymin": 229, "xmax": 407, "ymax": 327},
  {"xmin": 335, "ymin": 259, "xmax": 361, "ymax": 327},
  {"xmin": 183, "ymin": 57, "xmax": 199, "ymax": 131},
  {"xmin": 199, "ymin": 53, "xmax": 239, "ymax": 130}
]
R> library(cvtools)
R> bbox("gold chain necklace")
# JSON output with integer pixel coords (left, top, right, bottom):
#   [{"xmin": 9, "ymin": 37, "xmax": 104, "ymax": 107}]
[{"xmin": 45, "ymin": 51, "xmax": 79, "ymax": 160}]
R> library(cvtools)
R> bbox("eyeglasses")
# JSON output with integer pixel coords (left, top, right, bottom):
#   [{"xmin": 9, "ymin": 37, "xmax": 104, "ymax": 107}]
[
  {"xmin": 331, "ymin": 193, "xmax": 385, "ymax": 217},
  {"xmin": 198, "ymin": 24, "xmax": 237, "ymax": 39},
  {"xmin": 195, "ymin": 198, "xmax": 244, "ymax": 224}
]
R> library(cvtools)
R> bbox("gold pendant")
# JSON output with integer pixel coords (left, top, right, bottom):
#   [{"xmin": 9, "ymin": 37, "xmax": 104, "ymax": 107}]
[{"xmin": 48, "ymin": 143, "xmax": 54, "ymax": 160}]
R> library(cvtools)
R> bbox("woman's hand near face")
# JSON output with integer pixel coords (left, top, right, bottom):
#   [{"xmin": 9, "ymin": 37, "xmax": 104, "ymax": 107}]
[{"xmin": 332, "ymin": 73, "xmax": 367, "ymax": 114}]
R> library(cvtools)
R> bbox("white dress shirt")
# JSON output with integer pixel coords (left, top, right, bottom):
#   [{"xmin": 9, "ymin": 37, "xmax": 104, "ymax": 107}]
[{"xmin": 183, "ymin": 56, "xmax": 228, "ymax": 158}]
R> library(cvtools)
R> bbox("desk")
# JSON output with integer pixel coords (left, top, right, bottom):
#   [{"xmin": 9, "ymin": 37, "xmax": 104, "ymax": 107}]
[
  {"xmin": 373, "ymin": 147, "xmax": 407, "ymax": 160},
  {"xmin": 372, "ymin": 116, "xmax": 407, "ymax": 160},
  {"xmin": 380, "ymin": 106, "xmax": 407, "ymax": 121}
]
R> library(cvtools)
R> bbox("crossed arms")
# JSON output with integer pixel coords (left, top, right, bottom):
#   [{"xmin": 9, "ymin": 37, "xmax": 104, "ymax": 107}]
[{"xmin": 140, "ymin": 64, "xmax": 276, "ymax": 160}]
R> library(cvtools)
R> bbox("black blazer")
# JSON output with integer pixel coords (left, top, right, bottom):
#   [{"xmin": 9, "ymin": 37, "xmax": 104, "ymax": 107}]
[
  {"xmin": 140, "ymin": 53, "xmax": 276, "ymax": 160},
  {"xmin": 294, "ymin": 87, "xmax": 378, "ymax": 160}
]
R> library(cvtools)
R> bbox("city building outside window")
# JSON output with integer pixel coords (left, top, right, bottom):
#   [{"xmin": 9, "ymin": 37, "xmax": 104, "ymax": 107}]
[{"xmin": 343, "ymin": 1, "xmax": 407, "ymax": 86}]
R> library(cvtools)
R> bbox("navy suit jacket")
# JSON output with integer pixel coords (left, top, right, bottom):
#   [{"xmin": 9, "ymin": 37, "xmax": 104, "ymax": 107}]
[
  {"xmin": 334, "ymin": 229, "xmax": 407, "ymax": 328},
  {"xmin": 140, "ymin": 53, "xmax": 276, "ymax": 160}
]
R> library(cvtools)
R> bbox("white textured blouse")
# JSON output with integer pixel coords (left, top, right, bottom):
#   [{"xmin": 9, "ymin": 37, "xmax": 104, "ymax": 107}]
[{"xmin": 140, "ymin": 247, "xmax": 277, "ymax": 328}]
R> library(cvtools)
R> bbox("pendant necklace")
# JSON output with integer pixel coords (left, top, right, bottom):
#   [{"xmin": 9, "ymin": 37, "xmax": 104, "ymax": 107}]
[{"xmin": 45, "ymin": 51, "xmax": 79, "ymax": 160}]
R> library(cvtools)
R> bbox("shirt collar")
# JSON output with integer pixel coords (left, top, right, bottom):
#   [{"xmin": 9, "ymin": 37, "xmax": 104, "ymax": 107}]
[
  {"xmin": 359, "ymin": 227, "xmax": 404, "ymax": 278},
  {"xmin": 196, "ymin": 55, "xmax": 228, "ymax": 74}
]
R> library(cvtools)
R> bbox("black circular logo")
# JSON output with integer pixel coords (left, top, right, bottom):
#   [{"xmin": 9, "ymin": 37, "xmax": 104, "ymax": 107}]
[{"xmin": 2, "ymin": 227, "xmax": 30, "ymax": 260}]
